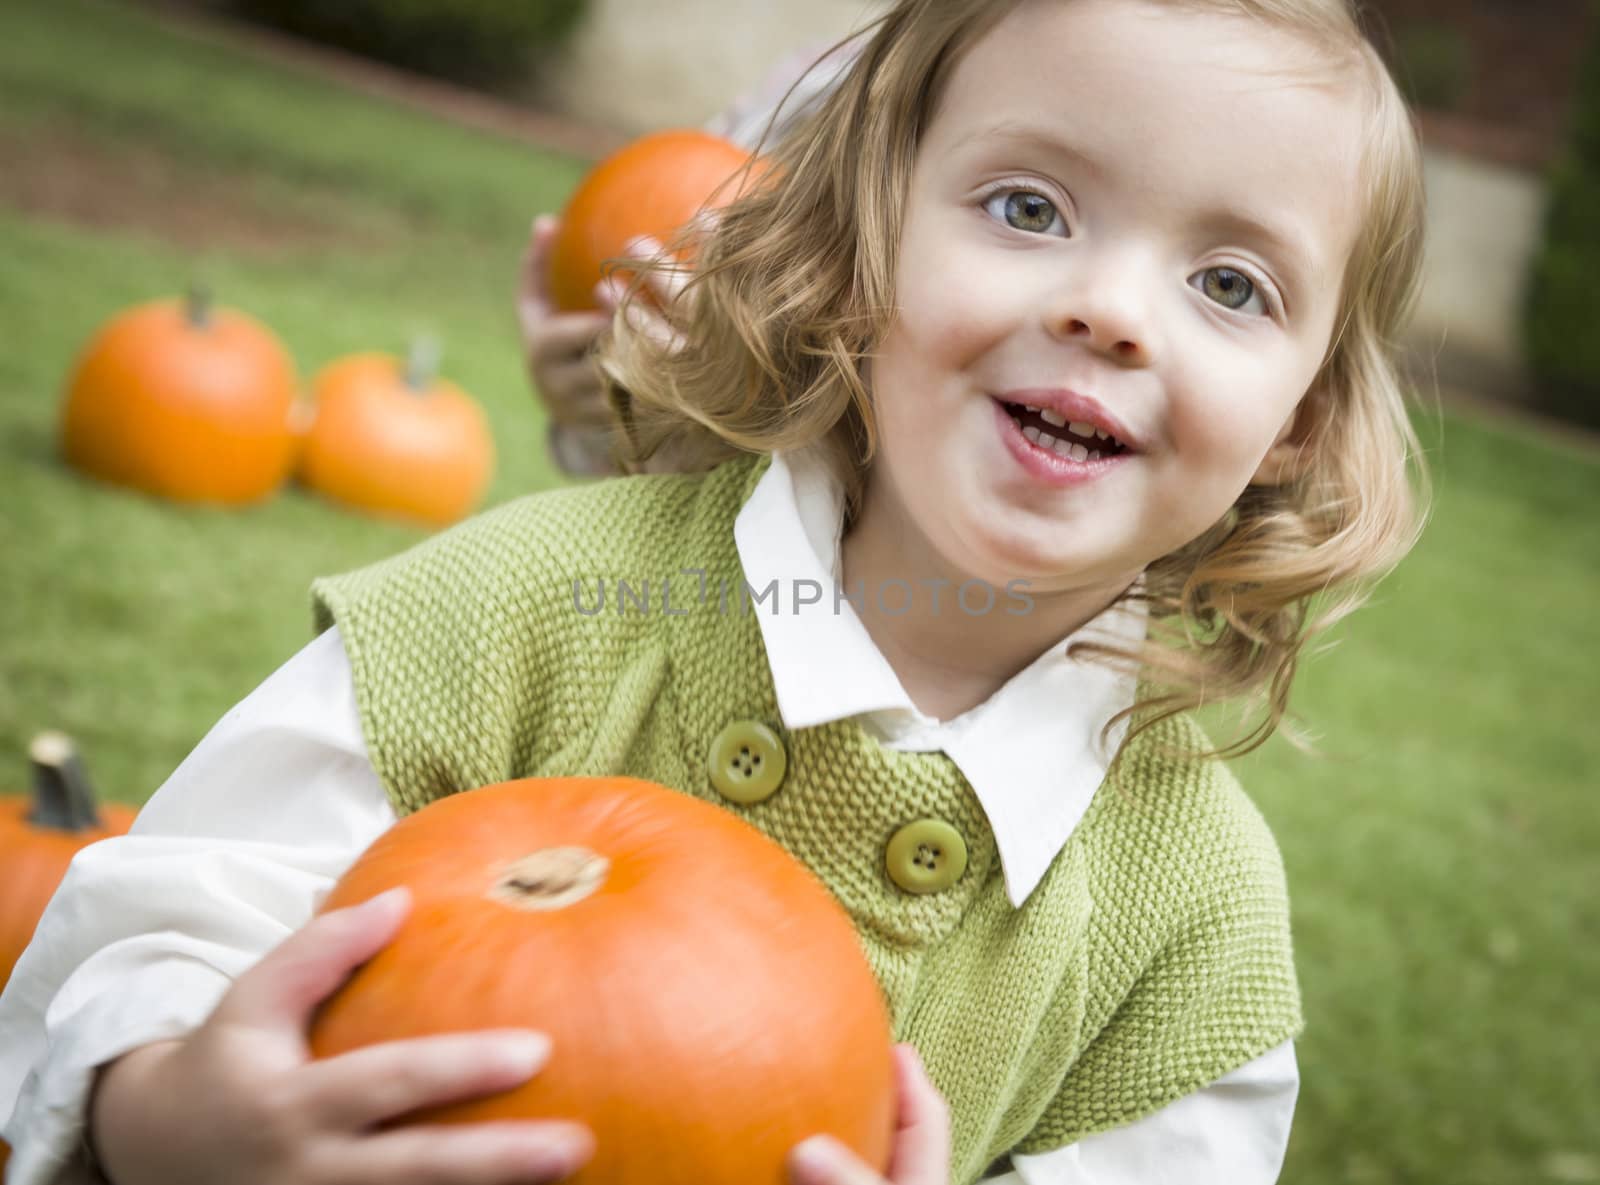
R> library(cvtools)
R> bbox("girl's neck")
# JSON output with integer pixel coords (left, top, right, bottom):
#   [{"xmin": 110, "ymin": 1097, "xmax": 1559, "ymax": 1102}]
[{"xmin": 839, "ymin": 480, "xmax": 1135, "ymax": 723}]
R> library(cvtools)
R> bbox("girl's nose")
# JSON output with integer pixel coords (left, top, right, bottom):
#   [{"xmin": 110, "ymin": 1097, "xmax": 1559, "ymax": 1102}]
[{"xmin": 1042, "ymin": 261, "xmax": 1155, "ymax": 366}]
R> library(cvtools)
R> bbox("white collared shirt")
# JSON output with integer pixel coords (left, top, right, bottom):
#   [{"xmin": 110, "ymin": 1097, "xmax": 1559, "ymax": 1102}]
[
  {"xmin": 0, "ymin": 453, "xmax": 1297, "ymax": 1185},
  {"xmin": 739, "ymin": 448, "xmax": 1149, "ymax": 908}
]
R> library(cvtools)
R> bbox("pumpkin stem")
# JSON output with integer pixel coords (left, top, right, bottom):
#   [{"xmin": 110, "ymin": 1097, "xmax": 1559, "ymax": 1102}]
[
  {"xmin": 404, "ymin": 334, "xmax": 441, "ymax": 393},
  {"xmin": 490, "ymin": 848, "xmax": 609, "ymax": 911},
  {"xmin": 27, "ymin": 731, "xmax": 103, "ymax": 833},
  {"xmin": 185, "ymin": 282, "xmax": 213, "ymax": 330}
]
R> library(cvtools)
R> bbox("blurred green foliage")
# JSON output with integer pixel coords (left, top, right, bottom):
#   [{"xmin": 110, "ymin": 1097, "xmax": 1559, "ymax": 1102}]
[
  {"xmin": 1524, "ymin": 18, "xmax": 1600, "ymax": 428},
  {"xmin": 1393, "ymin": 20, "xmax": 1473, "ymax": 111},
  {"xmin": 229, "ymin": 0, "xmax": 587, "ymax": 83}
]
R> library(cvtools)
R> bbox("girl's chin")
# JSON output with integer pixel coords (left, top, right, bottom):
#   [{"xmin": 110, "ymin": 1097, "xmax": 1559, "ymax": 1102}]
[
  {"xmin": 944, "ymin": 524, "xmax": 1085, "ymax": 590},
  {"xmin": 962, "ymin": 516, "xmax": 1145, "ymax": 592}
]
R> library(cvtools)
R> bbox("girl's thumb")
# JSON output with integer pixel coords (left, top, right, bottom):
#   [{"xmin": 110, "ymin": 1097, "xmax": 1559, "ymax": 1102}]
[{"xmin": 220, "ymin": 887, "xmax": 411, "ymax": 1031}]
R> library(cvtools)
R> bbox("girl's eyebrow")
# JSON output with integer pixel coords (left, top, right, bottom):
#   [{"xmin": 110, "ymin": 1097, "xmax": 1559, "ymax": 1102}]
[{"xmin": 959, "ymin": 121, "xmax": 1109, "ymax": 178}]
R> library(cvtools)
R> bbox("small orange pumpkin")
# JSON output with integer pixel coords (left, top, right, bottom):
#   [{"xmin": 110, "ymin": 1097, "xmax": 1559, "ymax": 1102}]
[
  {"xmin": 2, "ymin": 733, "xmax": 138, "ymax": 989},
  {"xmin": 548, "ymin": 129, "xmax": 756, "ymax": 312},
  {"xmin": 60, "ymin": 289, "xmax": 299, "ymax": 505},
  {"xmin": 309, "ymin": 777, "xmax": 896, "ymax": 1185},
  {"xmin": 297, "ymin": 339, "xmax": 494, "ymax": 528}
]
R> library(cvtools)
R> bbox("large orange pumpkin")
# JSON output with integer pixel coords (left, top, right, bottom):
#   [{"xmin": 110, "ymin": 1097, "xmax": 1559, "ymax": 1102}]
[
  {"xmin": 1, "ymin": 733, "xmax": 138, "ymax": 989},
  {"xmin": 309, "ymin": 777, "xmax": 896, "ymax": 1185},
  {"xmin": 297, "ymin": 341, "xmax": 494, "ymax": 528},
  {"xmin": 548, "ymin": 129, "xmax": 756, "ymax": 312},
  {"xmin": 60, "ymin": 290, "xmax": 299, "ymax": 505}
]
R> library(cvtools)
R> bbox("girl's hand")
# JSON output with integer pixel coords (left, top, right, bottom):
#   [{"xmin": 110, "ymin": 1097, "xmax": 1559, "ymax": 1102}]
[
  {"xmin": 602, "ymin": 234, "xmax": 691, "ymax": 358},
  {"xmin": 519, "ymin": 214, "xmax": 614, "ymax": 432},
  {"xmin": 787, "ymin": 1044, "xmax": 952, "ymax": 1185},
  {"xmin": 517, "ymin": 219, "xmax": 687, "ymax": 430},
  {"xmin": 89, "ymin": 888, "xmax": 594, "ymax": 1185}
]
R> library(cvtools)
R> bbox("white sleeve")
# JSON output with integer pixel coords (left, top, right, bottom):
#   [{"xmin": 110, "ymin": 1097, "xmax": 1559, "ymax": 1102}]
[
  {"xmin": 977, "ymin": 1041, "xmax": 1299, "ymax": 1185},
  {"xmin": 0, "ymin": 626, "xmax": 396, "ymax": 1185}
]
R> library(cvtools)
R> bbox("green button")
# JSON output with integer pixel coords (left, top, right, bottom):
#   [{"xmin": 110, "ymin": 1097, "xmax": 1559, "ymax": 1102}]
[
  {"xmin": 707, "ymin": 720, "xmax": 788, "ymax": 804},
  {"xmin": 885, "ymin": 819, "xmax": 968, "ymax": 894}
]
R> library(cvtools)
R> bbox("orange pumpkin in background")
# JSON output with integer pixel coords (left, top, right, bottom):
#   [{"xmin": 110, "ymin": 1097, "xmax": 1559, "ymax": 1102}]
[
  {"xmin": 60, "ymin": 289, "xmax": 299, "ymax": 505},
  {"xmin": 547, "ymin": 129, "xmax": 756, "ymax": 311},
  {"xmin": 1, "ymin": 733, "xmax": 138, "ymax": 990},
  {"xmin": 1, "ymin": 736, "xmax": 138, "ymax": 1172},
  {"xmin": 297, "ymin": 339, "xmax": 494, "ymax": 528},
  {"xmin": 309, "ymin": 776, "xmax": 896, "ymax": 1185}
]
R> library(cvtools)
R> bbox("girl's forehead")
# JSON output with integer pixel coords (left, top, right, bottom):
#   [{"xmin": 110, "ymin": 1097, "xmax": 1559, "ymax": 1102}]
[
  {"xmin": 941, "ymin": 0, "xmax": 1357, "ymax": 120},
  {"xmin": 931, "ymin": 0, "xmax": 1365, "ymax": 183}
]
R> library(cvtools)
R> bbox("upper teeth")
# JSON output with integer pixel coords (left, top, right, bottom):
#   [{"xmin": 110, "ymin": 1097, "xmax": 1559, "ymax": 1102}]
[{"xmin": 1022, "ymin": 404, "xmax": 1114, "ymax": 443}]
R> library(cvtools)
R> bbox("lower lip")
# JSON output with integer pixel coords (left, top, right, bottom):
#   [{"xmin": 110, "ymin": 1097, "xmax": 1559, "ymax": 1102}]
[{"xmin": 991, "ymin": 398, "xmax": 1130, "ymax": 487}]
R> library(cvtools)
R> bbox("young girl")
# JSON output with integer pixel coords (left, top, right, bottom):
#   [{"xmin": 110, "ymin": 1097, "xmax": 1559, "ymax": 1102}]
[{"xmin": 0, "ymin": 1, "xmax": 1428, "ymax": 1183}]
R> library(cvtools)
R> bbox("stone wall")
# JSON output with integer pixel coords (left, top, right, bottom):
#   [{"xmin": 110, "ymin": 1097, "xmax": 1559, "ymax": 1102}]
[
  {"xmin": 1407, "ymin": 147, "xmax": 1546, "ymax": 399},
  {"xmin": 534, "ymin": 0, "xmax": 886, "ymax": 134}
]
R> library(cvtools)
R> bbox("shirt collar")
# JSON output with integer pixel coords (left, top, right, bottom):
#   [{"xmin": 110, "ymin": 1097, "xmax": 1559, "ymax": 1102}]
[{"xmin": 733, "ymin": 449, "xmax": 1144, "ymax": 907}]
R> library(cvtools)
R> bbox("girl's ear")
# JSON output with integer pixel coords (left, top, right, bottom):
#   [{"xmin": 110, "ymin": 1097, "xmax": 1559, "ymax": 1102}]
[{"xmin": 1250, "ymin": 382, "xmax": 1326, "ymax": 486}]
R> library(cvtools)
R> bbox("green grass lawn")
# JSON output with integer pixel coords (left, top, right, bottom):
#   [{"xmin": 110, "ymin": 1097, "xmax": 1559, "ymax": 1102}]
[{"xmin": 2, "ymin": 1, "xmax": 1597, "ymax": 1181}]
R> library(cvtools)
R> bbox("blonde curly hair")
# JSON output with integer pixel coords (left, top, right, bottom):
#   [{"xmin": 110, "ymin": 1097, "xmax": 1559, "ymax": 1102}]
[{"xmin": 599, "ymin": 0, "xmax": 1430, "ymax": 756}]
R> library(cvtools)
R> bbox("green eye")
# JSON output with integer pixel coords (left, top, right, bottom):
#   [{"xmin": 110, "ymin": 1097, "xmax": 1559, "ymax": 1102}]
[
  {"xmin": 1006, "ymin": 192, "xmax": 1056, "ymax": 233},
  {"xmin": 1198, "ymin": 267, "xmax": 1264, "ymax": 314},
  {"xmin": 985, "ymin": 189, "xmax": 1063, "ymax": 235}
]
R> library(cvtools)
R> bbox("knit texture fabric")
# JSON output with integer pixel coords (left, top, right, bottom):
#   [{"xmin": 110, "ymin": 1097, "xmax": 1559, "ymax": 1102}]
[{"xmin": 311, "ymin": 454, "xmax": 1302, "ymax": 1183}]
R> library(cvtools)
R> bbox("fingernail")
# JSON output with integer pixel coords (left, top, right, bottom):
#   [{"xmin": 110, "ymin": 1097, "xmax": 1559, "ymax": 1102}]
[
  {"xmin": 365, "ymin": 886, "xmax": 410, "ymax": 914},
  {"xmin": 539, "ymin": 1125, "xmax": 594, "ymax": 1175},
  {"xmin": 790, "ymin": 1136, "xmax": 839, "ymax": 1180},
  {"xmin": 499, "ymin": 1032, "xmax": 552, "ymax": 1074}
]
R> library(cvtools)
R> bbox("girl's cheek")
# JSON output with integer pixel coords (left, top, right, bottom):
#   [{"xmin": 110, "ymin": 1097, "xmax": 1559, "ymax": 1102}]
[
  {"xmin": 1167, "ymin": 371, "xmax": 1290, "ymax": 497},
  {"xmin": 902, "ymin": 277, "xmax": 1016, "ymax": 359}
]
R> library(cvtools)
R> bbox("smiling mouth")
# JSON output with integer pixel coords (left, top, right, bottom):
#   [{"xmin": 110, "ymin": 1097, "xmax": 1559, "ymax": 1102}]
[{"xmin": 999, "ymin": 400, "xmax": 1130, "ymax": 461}]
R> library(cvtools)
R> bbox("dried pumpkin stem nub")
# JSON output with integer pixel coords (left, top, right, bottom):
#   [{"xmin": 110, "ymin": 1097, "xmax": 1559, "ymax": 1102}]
[
  {"xmin": 27, "ymin": 731, "xmax": 103, "ymax": 833},
  {"xmin": 490, "ymin": 847, "xmax": 609, "ymax": 911},
  {"xmin": 404, "ymin": 334, "xmax": 441, "ymax": 394},
  {"xmin": 184, "ymin": 282, "xmax": 213, "ymax": 330}
]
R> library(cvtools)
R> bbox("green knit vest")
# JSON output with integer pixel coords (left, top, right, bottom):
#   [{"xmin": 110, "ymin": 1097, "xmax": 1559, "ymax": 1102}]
[{"xmin": 311, "ymin": 454, "xmax": 1301, "ymax": 1183}]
